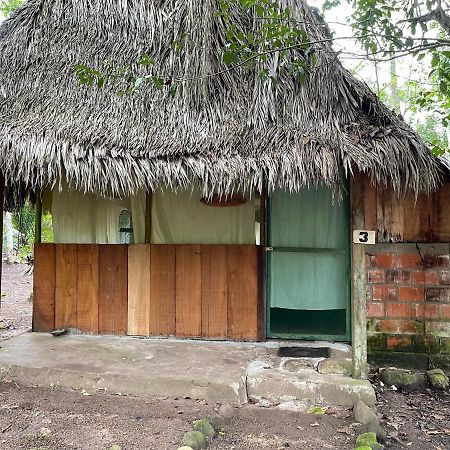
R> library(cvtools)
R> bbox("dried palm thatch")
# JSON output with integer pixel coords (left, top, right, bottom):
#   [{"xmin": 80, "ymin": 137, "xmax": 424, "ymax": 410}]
[{"xmin": 0, "ymin": 0, "xmax": 441, "ymax": 198}]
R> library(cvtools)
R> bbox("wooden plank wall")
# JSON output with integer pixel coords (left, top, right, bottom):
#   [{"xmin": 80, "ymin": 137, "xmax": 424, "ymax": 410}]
[
  {"xmin": 359, "ymin": 175, "xmax": 450, "ymax": 243},
  {"xmin": 33, "ymin": 244, "xmax": 261, "ymax": 340}
]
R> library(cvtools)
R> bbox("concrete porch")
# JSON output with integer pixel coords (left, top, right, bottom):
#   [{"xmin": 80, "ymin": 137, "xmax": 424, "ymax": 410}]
[{"xmin": 0, "ymin": 333, "xmax": 375, "ymax": 408}]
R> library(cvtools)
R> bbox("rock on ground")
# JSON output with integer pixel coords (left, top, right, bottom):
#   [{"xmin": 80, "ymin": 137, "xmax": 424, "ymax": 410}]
[
  {"xmin": 193, "ymin": 418, "xmax": 216, "ymax": 438},
  {"xmin": 379, "ymin": 368, "xmax": 427, "ymax": 390},
  {"xmin": 353, "ymin": 401, "xmax": 377, "ymax": 425},
  {"xmin": 426, "ymin": 369, "xmax": 449, "ymax": 389},
  {"xmin": 181, "ymin": 431, "xmax": 207, "ymax": 450}
]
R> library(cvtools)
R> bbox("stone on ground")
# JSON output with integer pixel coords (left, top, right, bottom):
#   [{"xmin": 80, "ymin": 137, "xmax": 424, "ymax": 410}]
[
  {"xmin": 318, "ymin": 358, "xmax": 352, "ymax": 376},
  {"xmin": 108, "ymin": 446, "xmax": 122, "ymax": 450},
  {"xmin": 38, "ymin": 428, "xmax": 51, "ymax": 438},
  {"xmin": 366, "ymin": 421, "xmax": 387, "ymax": 443},
  {"xmin": 193, "ymin": 418, "xmax": 216, "ymax": 438},
  {"xmin": 177, "ymin": 447, "xmax": 194, "ymax": 450},
  {"xmin": 182, "ymin": 431, "xmax": 207, "ymax": 450},
  {"xmin": 218, "ymin": 403, "xmax": 237, "ymax": 419},
  {"xmin": 356, "ymin": 432, "xmax": 377, "ymax": 447},
  {"xmin": 353, "ymin": 401, "xmax": 377, "ymax": 425},
  {"xmin": 379, "ymin": 368, "xmax": 427, "ymax": 390},
  {"xmin": 426, "ymin": 369, "xmax": 449, "ymax": 389}
]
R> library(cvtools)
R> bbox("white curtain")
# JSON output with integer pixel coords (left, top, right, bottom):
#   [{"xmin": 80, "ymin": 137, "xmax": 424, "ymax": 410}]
[
  {"xmin": 151, "ymin": 189, "xmax": 256, "ymax": 244},
  {"xmin": 52, "ymin": 186, "xmax": 146, "ymax": 244}
]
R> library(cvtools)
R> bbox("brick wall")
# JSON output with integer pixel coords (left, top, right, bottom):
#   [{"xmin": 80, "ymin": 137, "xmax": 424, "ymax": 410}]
[{"xmin": 366, "ymin": 246, "xmax": 450, "ymax": 357}]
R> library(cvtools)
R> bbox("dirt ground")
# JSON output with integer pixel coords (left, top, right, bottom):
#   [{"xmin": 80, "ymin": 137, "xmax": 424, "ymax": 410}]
[
  {"xmin": 0, "ymin": 262, "xmax": 33, "ymax": 340},
  {"xmin": 0, "ymin": 263, "xmax": 449, "ymax": 449},
  {"xmin": 373, "ymin": 375, "xmax": 450, "ymax": 450},
  {"xmin": 0, "ymin": 382, "xmax": 359, "ymax": 450}
]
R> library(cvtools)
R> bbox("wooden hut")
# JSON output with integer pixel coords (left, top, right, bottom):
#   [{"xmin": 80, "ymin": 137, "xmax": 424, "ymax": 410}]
[{"xmin": 0, "ymin": 0, "xmax": 446, "ymax": 378}]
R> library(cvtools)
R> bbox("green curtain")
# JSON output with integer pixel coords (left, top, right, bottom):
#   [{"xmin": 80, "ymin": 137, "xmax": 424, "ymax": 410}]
[{"xmin": 269, "ymin": 186, "xmax": 347, "ymax": 310}]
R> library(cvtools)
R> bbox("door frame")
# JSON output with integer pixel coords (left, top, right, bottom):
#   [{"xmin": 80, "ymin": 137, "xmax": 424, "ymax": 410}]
[{"xmin": 265, "ymin": 186, "xmax": 352, "ymax": 342}]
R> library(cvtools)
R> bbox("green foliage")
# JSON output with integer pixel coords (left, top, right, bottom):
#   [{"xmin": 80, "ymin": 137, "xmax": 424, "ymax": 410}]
[
  {"xmin": 0, "ymin": 0, "xmax": 22, "ymax": 16},
  {"xmin": 323, "ymin": 0, "xmax": 450, "ymax": 155},
  {"xmin": 11, "ymin": 202, "xmax": 54, "ymax": 260},
  {"xmin": 75, "ymin": 1, "xmax": 318, "ymax": 94}
]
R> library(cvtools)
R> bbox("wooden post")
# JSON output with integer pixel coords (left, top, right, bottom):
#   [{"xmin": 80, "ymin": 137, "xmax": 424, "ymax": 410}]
[
  {"xmin": 35, "ymin": 189, "xmax": 42, "ymax": 244},
  {"xmin": 144, "ymin": 192, "xmax": 152, "ymax": 243},
  {"xmin": 258, "ymin": 186, "xmax": 267, "ymax": 341},
  {"xmin": 351, "ymin": 172, "xmax": 368, "ymax": 379}
]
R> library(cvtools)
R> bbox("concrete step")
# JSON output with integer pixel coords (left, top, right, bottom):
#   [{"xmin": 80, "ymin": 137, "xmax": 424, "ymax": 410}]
[{"xmin": 246, "ymin": 355, "xmax": 376, "ymax": 409}]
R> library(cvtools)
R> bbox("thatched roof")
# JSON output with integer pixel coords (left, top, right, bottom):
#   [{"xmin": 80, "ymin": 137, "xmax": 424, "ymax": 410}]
[{"xmin": 0, "ymin": 0, "xmax": 441, "ymax": 197}]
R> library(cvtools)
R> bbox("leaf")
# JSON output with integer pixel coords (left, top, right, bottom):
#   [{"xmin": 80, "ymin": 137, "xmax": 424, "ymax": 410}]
[
  {"xmin": 139, "ymin": 54, "xmax": 155, "ymax": 66},
  {"xmin": 223, "ymin": 50, "xmax": 239, "ymax": 66}
]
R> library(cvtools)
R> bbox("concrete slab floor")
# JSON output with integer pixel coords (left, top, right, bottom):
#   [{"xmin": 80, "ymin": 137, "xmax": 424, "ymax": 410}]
[{"xmin": 0, "ymin": 333, "xmax": 375, "ymax": 408}]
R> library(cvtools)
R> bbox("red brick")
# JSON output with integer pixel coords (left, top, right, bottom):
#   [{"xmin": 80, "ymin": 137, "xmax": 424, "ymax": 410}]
[
  {"xmin": 385, "ymin": 269, "xmax": 410, "ymax": 284},
  {"xmin": 411, "ymin": 270, "xmax": 439, "ymax": 285},
  {"xmin": 372, "ymin": 286, "xmax": 397, "ymax": 302},
  {"xmin": 368, "ymin": 254, "xmax": 396, "ymax": 268},
  {"xmin": 398, "ymin": 287, "xmax": 424, "ymax": 302},
  {"xmin": 396, "ymin": 254, "xmax": 422, "ymax": 268},
  {"xmin": 385, "ymin": 303, "xmax": 412, "ymax": 319},
  {"xmin": 387, "ymin": 336, "xmax": 412, "ymax": 351},
  {"xmin": 411, "ymin": 271, "xmax": 425, "ymax": 284},
  {"xmin": 374, "ymin": 319, "xmax": 418, "ymax": 334},
  {"xmin": 425, "ymin": 321, "xmax": 450, "ymax": 337},
  {"xmin": 367, "ymin": 302, "xmax": 384, "ymax": 318},
  {"xmin": 440, "ymin": 304, "xmax": 450, "ymax": 319},
  {"xmin": 425, "ymin": 271, "xmax": 439, "ymax": 285},
  {"xmin": 414, "ymin": 303, "xmax": 439, "ymax": 319},
  {"xmin": 367, "ymin": 269, "xmax": 385, "ymax": 284},
  {"xmin": 425, "ymin": 288, "xmax": 450, "ymax": 303},
  {"xmin": 439, "ymin": 271, "xmax": 450, "ymax": 285},
  {"xmin": 422, "ymin": 254, "xmax": 450, "ymax": 269}
]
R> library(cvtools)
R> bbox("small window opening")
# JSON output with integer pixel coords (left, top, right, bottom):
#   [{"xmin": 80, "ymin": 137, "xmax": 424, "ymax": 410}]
[{"xmin": 119, "ymin": 210, "xmax": 134, "ymax": 244}]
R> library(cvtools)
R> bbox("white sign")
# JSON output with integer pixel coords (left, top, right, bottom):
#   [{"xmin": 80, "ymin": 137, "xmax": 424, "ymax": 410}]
[{"xmin": 353, "ymin": 230, "xmax": 376, "ymax": 245}]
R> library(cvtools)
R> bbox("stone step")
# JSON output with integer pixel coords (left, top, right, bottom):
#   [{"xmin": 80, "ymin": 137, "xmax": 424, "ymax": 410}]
[{"xmin": 246, "ymin": 357, "xmax": 376, "ymax": 409}]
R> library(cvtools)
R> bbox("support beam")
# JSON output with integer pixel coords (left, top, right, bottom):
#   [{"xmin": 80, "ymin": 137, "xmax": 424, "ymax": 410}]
[
  {"xmin": 351, "ymin": 172, "xmax": 368, "ymax": 379},
  {"xmin": 35, "ymin": 189, "xmax": 42, "ymax": 244},
  {"xmin": 144, "ymin": 192, "xmax": 152, "ymax": 243}
]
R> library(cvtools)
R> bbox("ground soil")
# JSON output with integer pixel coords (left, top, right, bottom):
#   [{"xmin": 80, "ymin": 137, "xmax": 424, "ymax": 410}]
[
  {"xmin": 373, "ymin": 375, "xmax": 450, "ymax": 450},
  {"xmin": 0, "ymin": 382, "xmax": 360, "ymax": 450},
  {"xmin": 0, "ymin": 263, "xmax": 449, "ymax": 449},
  {"xmin": 0, "ymin": 262, "xmax": 33, "ymax": 340}
]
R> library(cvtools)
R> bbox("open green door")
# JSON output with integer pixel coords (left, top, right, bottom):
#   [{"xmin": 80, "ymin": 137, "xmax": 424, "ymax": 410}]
[{"xmin": 267, "ymin": 186, "xmax": 350, "ymax": 340}]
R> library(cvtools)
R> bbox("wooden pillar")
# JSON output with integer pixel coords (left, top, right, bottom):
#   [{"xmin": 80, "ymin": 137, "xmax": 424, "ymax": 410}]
[
  {"xmin": 35, "ymin": 189, "xmax": 42, "ymax": 244},
  {"xmin": 144, "ymin": 192, "xmax": 152, "ymax": 243},
  {"xmin": 351, "ymin": 172, "xmax": 368, "ymax": 379},
  {"xmin": 258, "ymin": 186, "xmax": 267, "ymax": 341}
]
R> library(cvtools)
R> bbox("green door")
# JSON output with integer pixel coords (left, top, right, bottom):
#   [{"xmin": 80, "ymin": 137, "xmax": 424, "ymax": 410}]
[{"xmin": 267, "ymin": 185, "xmax": 350, "ymax": 340}]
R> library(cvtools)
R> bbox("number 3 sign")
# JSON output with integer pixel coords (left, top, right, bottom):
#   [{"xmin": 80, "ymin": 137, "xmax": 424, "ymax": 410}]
[{"xmin": 353, "ymin": 230, "xmax": 376, "ymax": 245}]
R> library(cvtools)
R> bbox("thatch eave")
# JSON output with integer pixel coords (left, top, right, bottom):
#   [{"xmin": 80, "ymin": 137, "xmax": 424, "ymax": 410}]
[{"xmin": 0, "ymin": 0, "xmax": 441, "ymax": 198}]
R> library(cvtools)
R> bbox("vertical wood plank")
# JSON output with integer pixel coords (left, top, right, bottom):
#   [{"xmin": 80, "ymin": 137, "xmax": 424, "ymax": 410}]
[
  {"xmin": 145, "ymin": 193, "xmax": 153, "ymax": 243},
  {"xmin": 351, "ymin": 172, "xmax": 368, "ymax": 379},
  {"xmin": 362, "ymin": 175, "xmax": 377, "ymax": 231},
  {"xmin": 55, "ymin": 244, "xmax": 77, "ymax": 329},
  {"xmin": 175, "ymin": 245, "xmax": 202, "ymax": 337},
  {"xmin": 98, "ymin": 245, "xmax": 128, "ymax": 335},
  {"xmin": 149, "ymin": 245, "xmax": 176, "ymax": 335},
  {"xmin": 201, "ymin": 245, "xmax": 228, "ymax": 338},
  {"xmin": 435, "ymin": 182, "xmax": 450, "ymax": 241},
  {"xmin": 76, "ymin": 244, "xmax": 99, "ymax": 333},
  {"xmin": 128, "ymin": 244, "xmax": 151, "ymax": 336},
  {"xmin": 227, "ymin": 245, "xmax": 258, "ymax": 340},
  {"xmin": 33, "ymin": 244, "xmax": 56, "ymax": 331}
]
